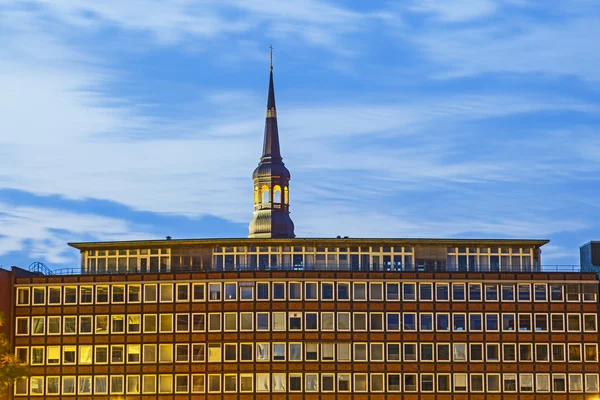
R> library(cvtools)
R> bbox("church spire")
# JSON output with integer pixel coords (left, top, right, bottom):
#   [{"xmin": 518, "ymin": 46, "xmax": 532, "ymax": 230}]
[
  {"xmin": 249, "ymin": 47, "xmax": 295, "ymax": 239},
  {"xmin": 262, "ymin": 48, "xmax": 281, "ymax": 161}
]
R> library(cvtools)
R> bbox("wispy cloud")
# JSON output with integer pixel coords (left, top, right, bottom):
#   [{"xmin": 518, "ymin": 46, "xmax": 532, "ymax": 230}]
[{"xmin": 0, "ymin": 202, "xmax": 152, "ymax": 264}]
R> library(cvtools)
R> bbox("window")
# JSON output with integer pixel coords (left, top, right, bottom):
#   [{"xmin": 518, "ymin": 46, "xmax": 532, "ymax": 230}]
[
  {"xmin": 487, "ymin": 374, "xmax": 501, "ymax": 392},
  {"xmin": 127, "ymin": 344, "xmax": 141, "ymax": 363},
  {"xmin": 144, "ymin": 314, "xmax": 157, "ymax": 333},
  {"xmin": 353, "ymin": 282, "xmax": 366, "ymax": 300},
  {"xmin": 469, "ymin": 283, "xmax": 482, "ymax": 301},
  {"xmin": 208, "ymin": 283, "xmax": 221, "ymax": 300},
  {"xmin": 224, "ymin": 374, "xmax": 237, "ymax": 392},
  {"xmin": 142, "ymin": 375, "xmax": 156, "ymax": 394},
  {"xmin": 452, "ymin": 283, "xmax": 465, "ymax": 301},
  {"xmin": 127, "ymin": 376, "xmax": 141, "ymax": 394},
  {"xmin": 487, "ymin": 343, "xmax": 500, "ymax": 361},
  {"xmin": 48, "ymin": 287, "xmax": 61, "ymax": 304},
  {"xmin": 143, "ymin": 344, "xmax": 156, "ymax": 363},
  {"xmin": 289, "ymin": 282, "xmax": 302, "ymax": 300},
  {"xmin": 64, "ymin": 316, "xmax": 77, "ymax": 334},
  {"xmin": 256, "ymin": 312, "xmax": 269, "ymax": 331},
  {"xmin": 586, "ymin": 374, "xmax": 599, "ymax": 393},
  {"xmin": 338, "ymin": 312, "xmax": 350, "ymax": 331},
  {"xmin": 502, "ymin": 313, "xmax": 515, "ymax": 331},
  {"xmin": 485, "ymin": 284, "xmax": 498, "ymax": 301},
  {"xmin": 354, "ymin": 312, "xmax": 367, "ymax": 331},
  {"xmin": 453, "ymin": 313, "xmax": 466, "ymax": 331},
  {"xmin": 371, "ymin": 313, "xmax": 384, "ymax": 331},
  {"xmin": 503, "ymin": 343, "xmax": 516, "ymax": 362},
  {"xmin": 437, "ymin": 343, "xmax": 450, "ymax": 361},
  {"xmin": 144, "ymin": 284, "xmax": 157, "ymax": 302},
  {"xmin": 159, "ymin": 284, "xmax": 173, "ymax": 302},
  {"xmin": 191, "ymin": 375, "xmax": 205, "ymax": 393},
  {"xmin": 322, "ymin": 283, "xmax": 334, "ymax": 300},
  {"xmin": 519, "ymin": 314, "xmax": 532, "ymax": 331},
  {"xmin": 471, "ymin": 374, "xmax": 484, "ymax": 392},
  {"xmin": 402, "ymin": 283, "xmax": 416, "ymax": 300},
  {"xmin": 338, "ymin": 374, "xmax": 351, "ymax": 392},
  {"xmin": 160, "ymin": 314, "xmax": 173, "ymax": 332},
  {"xmin": 437, "ymin": 313, "xmax": 450, "ymax": 331},
  {"xmin": 454, "ymin": 374, "xmax": 468, "ymax": 392},
  {"xmin": 322, "ymin": 343, "xmax": 334, "ymax": 361},
  {"xmin": 553, "ymin": 374, "xmax": 566, "ymax": 392},
  {"xmin": 404, "ymin": 343, "xmax": 417, "ymax": 361},
  {"xmin": 64, "ymin": 286, "xmax": 77, "ymax": 304},
  {"xmin": 585, "ymin": 344, "xmax": 598, "ymax": 362},
  {"xmin": 518, "ymin": 284, "xmax": 531, "ymax": 301},
  {"xmin": 419, "ymin": 283, "xmax": 433, "ymax": 300},
  {"xmin": 534, "ymin": 284, "xmax": 547, "ymax": 301},
  {"xmin": 128, "ymin": 315, "xmax": 141, "ymax": 333},
  {"xmin": 63, "ymin": 376, "xmax": 76, "ymax": 395},
  {"xmin": 552, "ymin": 344, "xmax": 566, "ymax": 362},
  {"xmin": 17, "ymin": 317, "xmax": 29, "ymax": 335},
  {"xmin": 111, "ymin": 345, "xmax": 124, "ymax": 363},
  {"xmin": 192, "ymin": 283, "xmax": 205, "ymax": 301},
  {"xmin": 421, "ymin": 343, "xmax": 434, "ymax": 361},
  {"xmin": 370, "ymin": 282, "xmax": 383, "ymax": 300},
  {"xmin": 354, "ymin": 343, "xmax": 367, "ymax": 361},
  {"xmin": 568, "ymin": 314, "xmax": 581, "ymax": 331},
  {"xmin": 404, "ymin": 374, "xmax": 418, "ymax": 392},
  {"xmin": 95, "ymin": 346, "xmax": 108, "ymax": 364},
  {"xmin": 273, "ymin": 373, "xmax": 286, "ymax": 392},
  {"xmin": 208, "ymin": 313, "xmax": 221, "ymax": 332},
  {"xmin": 501, "ymin": 285, "xmax": 514, "ymax": 301},
  {"xmin": 304, "ymin": 312, "xmax": 317, "ymax": 330},
  {"xmin": 437, "ymin": 374, "xmax": 450, "ymax": 392},
  {"xmin": 420, "ymin": 313, "xmax": 434, "ymax": 331},
  {"xmin": 520, "ymin": 343, "xmax": 533, "ymax": 361},
  {"xmin": 569, "ymin": 344, "xmax": 582, "ymax": 362},
  {"xmin": 566, "ymin": 284, "xmax": 580, "ymax": 302},
  {"xmin": 550, "ymin": 284, "xmax": 563, "ymax": 301},
  {"xmin": 551, "ymin": 314, "xmax": 565, "ymax": 331},
  {"xmin": 354, "ymin": 374, "xmax": 368, "ymax": 392},
  {"xmin": 256, "ymin": 343, "xmax": 269, "ymax": 361},
  {"xmin": 304, "ymin": 282, "xmax": 319, "ymax": 300},
  {"xmin": 112, "ymin": 285, "xmax": 125, "ymax": 303},
  {"xmin": 371, "ymin": 342, "xmax": 384, "ymax": 361},
  {"xmin": 128, "ymin": 284, "xmax": 141, "ymax": 302},
  {"xmin": 338, "ymin": 343, "xmax": 351, "ymax": 361},
  {"xmin": 584, "ymin": 314, "xmax": 598, "ymax": 332},
  {"xmin": 176, "ymin": 283, "xmax": 189, "ymax": 301},
  {"xmin": 470, "ymin": 343, "xmax": 483, "ymax": 361},
  {"xmin": 16, "ymin": 287, "xmax": 29, "ymax": 306},
  {"xmin": 272, "ymin": 312, "xmax": 286, "ymax": 331},
  {"xmin": 159, "ymin": 344, "xmax": 173, "ymax": 363},
  {"xmin": 159, "ymin": 375, "xmax": 172, "ymax": 394},
  {"xmin": 31, "ymin": 316, "xmax": 45, "ymax": 335},
  {"xmin": 239, "ymin": 312, "xmax": 252, "ymax": 331},
  {"xmin": 322, "ymin": 374, "xmax": 335, "ymax": 392},
  {"xmin": 453, "ymin": 343, "xmax": 467, "ymax": 361},
  {"xmin": 322, "ymin": 312, "xmax": 335, "ymax": 331},
  {"xmin": 535, "ymin": 314, "xmax": 548, "ymax": 331},
  {"xmin": 223, "ymin": 313, "xmax": 236, "ymax": 331},
  {"xmin": 224, "ymin": 283, "xmax": 237, "ymax": 300},
  {"xmin": 31, "ymin": 287, "xmax": 45, "ymax": 305},
  {"xmin": 240, "ymin": 374, "xmax": 253, "ymax": 392},
  {"xmin": 536, "ymin": 343, "xmax": 549, "ymax": 362},
  {"xmin": 504, "ymin": 374, "xmax": 517, "ymax": 392},
  {"xmin": 470, "ymin": 313, "xmax": 483, "ymax": 331},
  {"xmin": 337, "ymin": 282, "xmax": 350, "ymax": 300}
]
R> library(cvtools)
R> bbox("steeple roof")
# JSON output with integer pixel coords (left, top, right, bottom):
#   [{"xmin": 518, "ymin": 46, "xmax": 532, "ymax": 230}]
[{"xmin": 262, "ymin": 68, "xmax": 282, "ymax": 162}]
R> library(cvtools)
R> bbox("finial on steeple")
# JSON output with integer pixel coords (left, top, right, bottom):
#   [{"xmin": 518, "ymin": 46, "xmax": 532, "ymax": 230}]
[{"xmin": 269, "ymin": 44, "xmax": 273, "ymax": 71}]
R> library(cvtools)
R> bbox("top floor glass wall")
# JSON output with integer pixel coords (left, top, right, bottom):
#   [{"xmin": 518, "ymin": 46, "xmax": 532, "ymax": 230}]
[{"xmin": 82, "ymin": 244, "xmax": 537, "ymax": 274}]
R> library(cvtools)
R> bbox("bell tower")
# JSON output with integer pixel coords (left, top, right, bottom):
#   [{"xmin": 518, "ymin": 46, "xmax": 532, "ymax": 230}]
[{"xmin": 248, "ymin": 51, "xmax": 295, "ymax": 238}]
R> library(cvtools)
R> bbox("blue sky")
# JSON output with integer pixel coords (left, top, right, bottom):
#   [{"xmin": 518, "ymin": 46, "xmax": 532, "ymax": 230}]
[{"xmin": 0, "ymin": 0, "xmax": 599, "ymax": 269}]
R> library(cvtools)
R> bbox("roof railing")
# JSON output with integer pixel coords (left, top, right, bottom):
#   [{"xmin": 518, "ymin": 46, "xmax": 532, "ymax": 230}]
[{"xmin": 38, "ymin": 264, "xmax": 583, "ymax": 276}]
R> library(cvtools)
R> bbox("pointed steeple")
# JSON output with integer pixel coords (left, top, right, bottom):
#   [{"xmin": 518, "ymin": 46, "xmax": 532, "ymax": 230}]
[
  {"xmin": 262, "ymin": 62, "xmax": 281, "ymax": 161},
  {"xmin": 249, "ymin": 48, "xmax": 295, "ymax": 239}
]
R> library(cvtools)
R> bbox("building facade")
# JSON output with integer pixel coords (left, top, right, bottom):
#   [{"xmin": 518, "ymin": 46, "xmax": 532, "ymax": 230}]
[
  {"xmin": 3, "ymin": 66, "xmax": 600, "ymax": 399},
  {"xmin": 581, "ymin": 241, "xmax": 600, "ymax": 273}
]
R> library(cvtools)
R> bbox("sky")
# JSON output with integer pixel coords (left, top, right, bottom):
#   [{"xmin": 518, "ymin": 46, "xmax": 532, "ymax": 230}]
[{"xmin": 0, "ymin": 0, "xmax": 599, "ymax": 270}]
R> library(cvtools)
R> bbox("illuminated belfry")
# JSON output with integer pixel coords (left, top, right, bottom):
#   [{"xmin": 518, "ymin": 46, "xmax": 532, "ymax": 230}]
[{"xmin": 248, "ymin": 60, "xmax": 295, "ymax": 238}]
